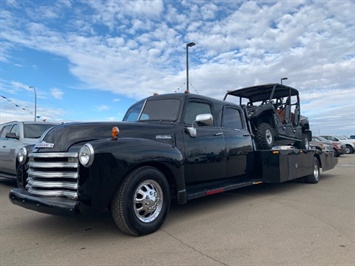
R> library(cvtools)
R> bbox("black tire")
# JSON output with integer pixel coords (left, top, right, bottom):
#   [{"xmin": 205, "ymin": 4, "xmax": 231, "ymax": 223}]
[
  {"xmin": 294, "ymin": 133, "xmax": 309, "ymax": 149},
  {"xmin": 305, "ymin": 157, "xmax": 320, "ymax": 183},
  {"xmin": 333, "ymin": 148, "xmax": 339, "ymax": 157},
  {"xmin": 255, "ymin": 122, "xmax": 275, "ymax": 150},
  {"xmin": 345, "ymin": 145, "xmax": 354, "ymax": 154},
  {"xmin": 111, "ymin": 166, "xmax": 170, "ymax": 236}
]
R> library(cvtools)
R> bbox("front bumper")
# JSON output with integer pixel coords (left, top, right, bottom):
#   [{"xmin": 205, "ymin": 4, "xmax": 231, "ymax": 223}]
[{"xmin": 9, "ymin": 188, "xmax": 79, "ymax": 216}]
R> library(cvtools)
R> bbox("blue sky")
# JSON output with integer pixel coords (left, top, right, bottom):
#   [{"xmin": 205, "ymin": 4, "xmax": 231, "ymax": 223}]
[{"xmin": 0, "ymin": 0, "xmax": 354, "ymax": 136}]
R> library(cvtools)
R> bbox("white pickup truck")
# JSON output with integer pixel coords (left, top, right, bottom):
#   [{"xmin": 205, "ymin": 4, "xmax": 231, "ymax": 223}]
[{"xmin": 0, "ymin": 121, "xmax": 57, "ymax": 179}]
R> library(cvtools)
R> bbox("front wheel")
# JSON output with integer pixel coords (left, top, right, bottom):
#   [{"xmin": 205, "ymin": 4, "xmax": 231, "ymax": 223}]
[
  {"xmin": 111, "ymin": 166, "xmax": 170, "ymax": 236},
  {"xmin": 255, "ymin": 122, "xmax": 275, "ymax": 150},
  {"xmin": 305, "ymin": 157, "xmax": 320, "ymax": 183}
]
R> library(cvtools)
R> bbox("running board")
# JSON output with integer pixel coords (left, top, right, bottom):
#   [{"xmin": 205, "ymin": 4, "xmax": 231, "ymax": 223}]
[{"xmin": 186, "ymin": 178, "xmax": 263, "ymax": 200}]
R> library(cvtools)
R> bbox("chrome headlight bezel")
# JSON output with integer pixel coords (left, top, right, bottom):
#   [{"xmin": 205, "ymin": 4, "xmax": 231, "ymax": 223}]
[
  {"xmin": 79, "ymin": 143, "xmax": 95, "ymax": 167},
  {"xmin": 17, "ymin": 147, "xmax": 28, "ymax": 165}
]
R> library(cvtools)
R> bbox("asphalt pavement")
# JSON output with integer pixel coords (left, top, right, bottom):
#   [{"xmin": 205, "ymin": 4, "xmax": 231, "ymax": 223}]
[{"xmin": 0, "ymin": 155, "xmax": 354, "ymax": 266}]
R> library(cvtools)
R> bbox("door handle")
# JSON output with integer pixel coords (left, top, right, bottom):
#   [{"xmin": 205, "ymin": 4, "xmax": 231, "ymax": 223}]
[{"xmin": 214, "ymin": 132, "xmax": 224, "ymax": 136}]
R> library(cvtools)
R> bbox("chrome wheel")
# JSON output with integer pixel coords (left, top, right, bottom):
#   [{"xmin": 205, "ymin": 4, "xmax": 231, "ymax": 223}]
[
  {"xmin": 133, "ymin": 179, "xmax": 163, "ymax": 223},
  {"xmin": 313, "ymin": 160, "xmax": 320, "ymax": 182}
]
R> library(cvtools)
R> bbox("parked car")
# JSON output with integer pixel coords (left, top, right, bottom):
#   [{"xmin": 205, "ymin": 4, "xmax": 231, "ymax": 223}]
[
  {"xmin": 0, "ymin": 121, "xmax": 58, "ymax": 179},
  {"xmin": 350, "ymin": 135, "xmax": 355, "ymax": 139},
  {"xmin": 312, "ymin": 136, "xmax": 343, "ymax": 157},
  {"xmin": 310, "ymin": 136, "xmax": 334, "ymax": 154},
  {"xmin": 320, "ymin": 135, "xmax": 355, "ymax": 154},
  {"xmin": 224, "ymin": 83, "xmax": 311, "ymax": 150}
]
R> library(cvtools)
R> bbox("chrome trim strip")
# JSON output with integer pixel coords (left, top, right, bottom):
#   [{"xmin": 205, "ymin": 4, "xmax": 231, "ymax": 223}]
[
  {"xmin": 27, "ymin": 169, "xmax": 78, "ymax": 179},
  {"xmin": 27, "ymin": 178, "xmax": 78, "ymax": 190},
  {"xmin": 26, "ymin": 187, "xmax": 78, "ymax": 200},
  {"xmin": 29, "ymin": 152, "xmax": 78, "ymax": 158},
  {"xmin": 29, "ymin": 162, "xmax": 78, "ymax": 168}
]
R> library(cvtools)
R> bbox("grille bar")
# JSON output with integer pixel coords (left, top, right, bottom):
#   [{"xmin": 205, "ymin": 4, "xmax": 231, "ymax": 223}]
[
  {"xmin": 27, "ymin": 178, "xmax": 78, "ymax": 190},
  {"xmin": 29, "ymin": 162, "xmax": 78, "ymax": 168}
]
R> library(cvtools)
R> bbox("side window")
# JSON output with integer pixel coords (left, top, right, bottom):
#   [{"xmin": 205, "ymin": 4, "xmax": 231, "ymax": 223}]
[
  {"xmin": 0, "ymin": 125, "xmax": 12, "ymax": 138},
  {"xmin": 222, "ymin": 107, "xmax": 243, "ymax": 129},
  {"xmin": 10, "ymin": 124, "xmax": 20, "ymax": 137},
  {"xmin": 184, "ymin": 102, "xmax": 212, "ymax": 125}
]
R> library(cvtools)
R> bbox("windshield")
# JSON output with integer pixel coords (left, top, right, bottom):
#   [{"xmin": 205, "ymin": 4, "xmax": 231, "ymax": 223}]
[
  {"xmin": 24, "ymin": 124, "xmax": 57, "ymax": 138},
  {"xmin": 123, "ymin": 98, "xmax": 181, "ymax": 122}
]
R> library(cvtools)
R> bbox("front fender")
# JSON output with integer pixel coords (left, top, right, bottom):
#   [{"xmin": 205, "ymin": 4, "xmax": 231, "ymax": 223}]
[{"xmin": 77, "ymin": 138, "xmax": 185, "ymax": 215}]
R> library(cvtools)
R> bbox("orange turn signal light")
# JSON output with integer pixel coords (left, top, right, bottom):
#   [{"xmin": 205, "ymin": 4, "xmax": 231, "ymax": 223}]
[{"xmin": 112, "ymin": 126, "xmax": 119, "ymax": 140}]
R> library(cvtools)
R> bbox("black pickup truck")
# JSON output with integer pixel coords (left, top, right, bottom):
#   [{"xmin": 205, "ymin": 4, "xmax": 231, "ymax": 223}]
[{"xmin": 9, "ymin": 92, "xmax": 337, "ymax": 236}]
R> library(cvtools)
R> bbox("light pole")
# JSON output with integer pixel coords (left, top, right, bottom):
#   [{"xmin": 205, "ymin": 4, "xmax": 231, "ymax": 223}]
[
  {"xmin": 29, "ymin": 86, "xmax": 37, "ymax": 121},
  {"xmin": 186, "ymin": 42, "xmax": 196, "ymax": 92},
  {"xmin": 281, "ymin": 77, "xmax": 288, "ymax": 85}
]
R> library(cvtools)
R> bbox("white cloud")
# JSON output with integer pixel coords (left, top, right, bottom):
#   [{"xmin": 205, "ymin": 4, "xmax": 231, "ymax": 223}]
[{"xmin": 51, "ymin": 88, "xmax": 64, "ymax": 99}]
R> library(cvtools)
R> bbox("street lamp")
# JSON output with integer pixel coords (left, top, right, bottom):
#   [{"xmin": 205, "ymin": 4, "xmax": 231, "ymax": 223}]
[
  {"xmin": 186, "ymin": 42, "xmax": 196, "ymax": 92},
  {"xmin": 29, "ymin": 86, "xmax": 37, "ymax": 121},
  {"xmin": 281, "ymin": 77, "xmax": 288, "ymax": 85}
]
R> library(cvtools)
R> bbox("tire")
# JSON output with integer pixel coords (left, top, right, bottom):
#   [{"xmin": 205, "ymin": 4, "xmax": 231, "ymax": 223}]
[
  {"xmin": 345, "ymin": 145, "xmax": 354, "ymax": 154},
  {"xmin": 305, "ymin": 157, "xmax": 320, "ymax": 183},
  {"xmin": 111, "ymin": 166, "xmax": 170, "ymax": 236},
  {"xmin": 333, "ymin": 148, "xmax": 339, "ymax": 157},
  {"xmin": 255, "ymin": 122, "xmax": 275, "ymax": 150},
  {"xmin": 294, "ymin": 133, "xmax": 309, "ymax": 149}
]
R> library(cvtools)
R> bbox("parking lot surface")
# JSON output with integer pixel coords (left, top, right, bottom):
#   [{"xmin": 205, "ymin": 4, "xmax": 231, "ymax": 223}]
[{"xmin": 1, "ymin": 155, "xmax": 354, "ymax": 266}]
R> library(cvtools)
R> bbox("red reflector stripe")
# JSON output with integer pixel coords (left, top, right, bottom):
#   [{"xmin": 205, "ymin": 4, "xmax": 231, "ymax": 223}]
[{"xmin": 206, "ymin": 188, "xmax": 225, "ymax": 196}]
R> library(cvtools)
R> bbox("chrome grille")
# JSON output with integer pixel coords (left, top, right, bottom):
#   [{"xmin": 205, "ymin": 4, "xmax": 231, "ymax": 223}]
[{"xmin": 26, "ymin": 152, "xmax": 79, "ymax": 200}]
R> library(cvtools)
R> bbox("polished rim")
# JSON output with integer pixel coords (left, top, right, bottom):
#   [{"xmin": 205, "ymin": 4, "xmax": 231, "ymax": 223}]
[
  {"xmin": 133, "ymin": 179, "xmax": 163, "ymax": 223},
  {"xmin": 305, "ymin": 138, "xmax": 310, "ymax": 149},
  {"xmin": 313, "ymin": 161, "xmax": 319, "ymax": 181},
  {"xmin": 265, "ymin": 129, "xmax": 273, "ymax": 145}
]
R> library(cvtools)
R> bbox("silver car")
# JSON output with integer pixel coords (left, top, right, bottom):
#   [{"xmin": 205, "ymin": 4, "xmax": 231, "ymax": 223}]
[{"xmin": 0, "ymin": 121, "xmax": 58, "ymax": 179}]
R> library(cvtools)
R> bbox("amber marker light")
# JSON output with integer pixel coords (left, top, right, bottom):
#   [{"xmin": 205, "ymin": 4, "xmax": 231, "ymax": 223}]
[
  {"xmin": 112, "ymin": 126, "xmax": 119, "ymax": 140},
  {"xmin": 272, "ymin": 150, "xmax": 280, "ymax": 154}
]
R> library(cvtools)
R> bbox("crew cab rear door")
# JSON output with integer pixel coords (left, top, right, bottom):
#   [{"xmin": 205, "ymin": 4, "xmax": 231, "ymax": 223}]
[
  {"xmin": 182, "ymin": 100, "xmax": 227, "ymax": 183},
  {"xmin": 222, "ymin": 105, "xmax": 254, "ymax": 178}
]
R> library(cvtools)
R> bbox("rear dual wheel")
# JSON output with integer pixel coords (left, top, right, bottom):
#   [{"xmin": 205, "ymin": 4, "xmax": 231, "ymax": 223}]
[{"xmin": 305, "ymin": 157, "xmax": 320, "ymax": 183}]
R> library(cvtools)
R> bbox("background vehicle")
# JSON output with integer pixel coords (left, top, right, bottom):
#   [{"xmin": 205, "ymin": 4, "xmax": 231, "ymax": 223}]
[
  {"xmin": 224, "ymin": 83, "xmax": 311, "ymax": 150},
  {"xmin": 350, "ymin": 135, "xmax": 355, "ymax": 139},
  {"xmin": 310, "ymin": 136, "xmax": 333, "ymax": 154},
  {"xmin": 10, "ymin": 93, "xmax": 336, "ymax": 236},
  {"xmin": 312, "ymin": 136, "xmax": 344, "ymax": 157},
  {"xmin": 0, "ymin": 121, "xmax": 58, "ymax": 179},
  {"xmin": 321, "ymin": 135, "xmax": 355, "ymax": 154}
]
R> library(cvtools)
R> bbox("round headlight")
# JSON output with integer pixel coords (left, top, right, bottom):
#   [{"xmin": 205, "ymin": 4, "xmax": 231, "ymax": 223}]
[
  {"xmin": 79, "ymin": 144, "xmax": 94, "ymax": 167},
  {"xmin": 17, "ymin": 147, "xmax": 28, "ymax": 165}
]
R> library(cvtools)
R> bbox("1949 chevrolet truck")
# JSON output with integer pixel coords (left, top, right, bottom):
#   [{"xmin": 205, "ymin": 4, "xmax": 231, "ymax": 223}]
[{"xmin": 9, "ymin": 91, "xmax": 337, "ymax": 236}]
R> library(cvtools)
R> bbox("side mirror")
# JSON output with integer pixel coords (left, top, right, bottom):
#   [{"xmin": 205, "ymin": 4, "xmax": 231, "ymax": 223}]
[
  {"xmin": 6, "ymin": 132, "xmax": 19, "ymax": 139},
  {"xmin": 196, "ymin": 113, "xmax": 213, "ymax": 126},
  {"xmin": 186, "ymin": 114, "xmax": 214, "ymax": 138}
]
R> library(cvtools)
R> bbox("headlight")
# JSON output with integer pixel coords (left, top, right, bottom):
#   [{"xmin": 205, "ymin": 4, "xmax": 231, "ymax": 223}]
[
  {"xmin": 17, "ymin": 147, "xmax": 28, "ymax": 165},
  {"xmin": 79, "ymin": 144, "xmax": 94, "ymax": 167}
]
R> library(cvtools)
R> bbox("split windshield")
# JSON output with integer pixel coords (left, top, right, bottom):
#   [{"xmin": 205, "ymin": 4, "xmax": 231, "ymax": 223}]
[{"xmin": 123, "ymin": 98, "xmax": 181, "ymax": 122}]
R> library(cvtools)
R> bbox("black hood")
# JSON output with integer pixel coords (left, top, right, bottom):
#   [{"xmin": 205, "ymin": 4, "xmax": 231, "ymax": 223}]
[{"xmin": 38, "ymin": 121, "xmax": 177, "ymax": 152}]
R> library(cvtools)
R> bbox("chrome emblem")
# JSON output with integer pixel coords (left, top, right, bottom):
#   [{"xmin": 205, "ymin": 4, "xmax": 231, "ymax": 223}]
[{"xmin": 35, "ymin": 142, "xmax": 54, "ymax": 148}]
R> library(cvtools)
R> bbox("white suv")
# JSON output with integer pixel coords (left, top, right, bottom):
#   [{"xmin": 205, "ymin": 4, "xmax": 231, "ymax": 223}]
[
  {"xmin": 321, "ymin": 135, "xmax": 355, "ymax": 154},
  {"xmin": 0, "ymin": 121, "xmax": 58, "ymax": 179}
]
